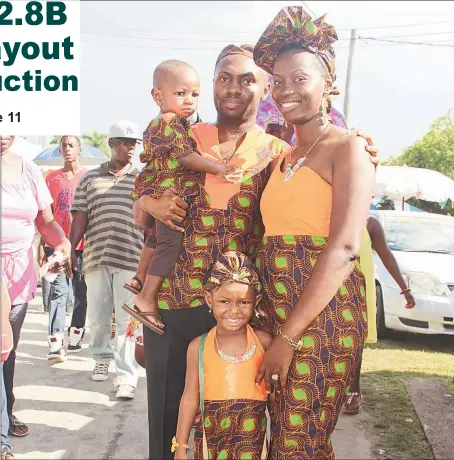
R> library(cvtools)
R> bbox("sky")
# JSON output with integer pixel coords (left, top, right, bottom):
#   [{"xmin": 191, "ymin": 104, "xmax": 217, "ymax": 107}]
[{"xmin": 75, "ymin": 1, "xmax": 454, "ymax": 161}]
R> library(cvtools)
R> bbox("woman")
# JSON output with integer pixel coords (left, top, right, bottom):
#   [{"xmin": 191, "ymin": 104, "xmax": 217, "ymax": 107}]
[
  {"xmin": 1, "ymin": 135, "xmax": 70, "ymax": 438},
  {"xmin": 252, "ymin": 7, "xmax": 376, "ymax": 458}
]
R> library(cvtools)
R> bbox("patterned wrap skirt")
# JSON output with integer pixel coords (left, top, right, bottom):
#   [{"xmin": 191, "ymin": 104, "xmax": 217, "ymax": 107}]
[
  {"xmin": 256, "ymin": 235, "xmax": 367, "ymax": 459},
  {"xmin": 194, "ymin": 399, "xmax": 267, "ymax": 460}
]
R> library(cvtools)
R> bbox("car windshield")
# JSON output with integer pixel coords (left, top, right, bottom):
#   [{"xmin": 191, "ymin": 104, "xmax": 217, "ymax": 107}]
[{"xmin": 384, "ymin": 216, "xmax": 454, "ymax": 254}]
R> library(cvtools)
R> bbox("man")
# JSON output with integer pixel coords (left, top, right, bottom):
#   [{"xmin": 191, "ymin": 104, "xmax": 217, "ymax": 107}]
[
  {"xmin": 70, "ymin": 121, "xmax": 143, "ymax": 400},
  {"xmin": 39, "ymin": 136, "xmax": 88, "ymax": 361},
  {"xmin": 133, "ymin": 44, "xmax": 378, "ymax": 459}
]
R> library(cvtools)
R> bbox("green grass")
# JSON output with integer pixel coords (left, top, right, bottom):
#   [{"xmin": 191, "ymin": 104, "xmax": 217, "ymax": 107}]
[{"xmin": 361, "ymin": 333, "xmax": 454, "ymax": 459}]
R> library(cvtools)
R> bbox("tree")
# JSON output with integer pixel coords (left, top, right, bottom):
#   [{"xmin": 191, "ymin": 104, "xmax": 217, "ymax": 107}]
[
  {"xmin": 384, "ymin": 109, "xmax": 454, "ymax": 179},
  {"xmin": 82, "ymin": 130, "xmax": 110, "ymax": 157},
  {"xmin": 51, "ymin": 135, "xmax": 61, "ymax": 144}
]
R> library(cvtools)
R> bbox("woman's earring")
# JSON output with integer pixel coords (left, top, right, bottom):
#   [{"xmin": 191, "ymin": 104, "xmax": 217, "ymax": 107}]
[{"xmin": 320, "ymin": 96, "xmax": 329, "ymax": 128}]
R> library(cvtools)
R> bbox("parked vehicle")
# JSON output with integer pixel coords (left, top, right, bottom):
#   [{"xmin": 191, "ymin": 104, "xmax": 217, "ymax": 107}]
[{"xmin": 369, "ymin": 211, "xmax": 454, "ymax": 337}]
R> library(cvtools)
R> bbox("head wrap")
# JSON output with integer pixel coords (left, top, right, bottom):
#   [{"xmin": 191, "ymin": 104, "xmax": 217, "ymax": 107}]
[
  {"xmin": 204, "ymin": 251, "xmax": 262, "ymax": 293},
  {"xmin": 216, "ymin": 44, "xmax": 254, "ymax": 66},
  {"xmin": 253, "ymin": 6, "xmax": 338, "ymax": 76}
]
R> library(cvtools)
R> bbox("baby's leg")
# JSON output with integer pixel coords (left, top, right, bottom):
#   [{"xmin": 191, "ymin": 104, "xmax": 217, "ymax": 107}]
[
  {"xmin": 125, "ymin": 228, "xmax": 156, "ymax": 294},
  {"xmin": 133, "ymin": 221, "xmax": 183, "ymax": 313}
]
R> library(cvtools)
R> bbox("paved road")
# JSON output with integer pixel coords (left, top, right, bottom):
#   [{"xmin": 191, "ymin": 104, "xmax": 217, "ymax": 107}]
[{"xmin": 10, "ymin": 290, "xmax": 372, "ymax": 459}]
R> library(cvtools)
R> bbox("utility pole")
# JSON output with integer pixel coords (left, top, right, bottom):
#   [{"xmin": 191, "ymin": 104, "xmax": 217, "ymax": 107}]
[{"xmin": 343, "ymin": 29, "xmax": 357, "ymax": 126}]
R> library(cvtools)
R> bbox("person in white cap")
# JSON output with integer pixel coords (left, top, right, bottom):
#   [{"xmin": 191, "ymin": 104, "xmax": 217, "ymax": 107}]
[{"xmin": 69, "ymin": 120, "xmax": 144, "ymax": 399}]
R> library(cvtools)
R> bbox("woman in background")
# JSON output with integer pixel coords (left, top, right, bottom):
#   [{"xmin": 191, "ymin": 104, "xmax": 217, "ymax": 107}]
[{"xmin": 1, "ymin": 135, "xmax": 70, "ymax": 438}]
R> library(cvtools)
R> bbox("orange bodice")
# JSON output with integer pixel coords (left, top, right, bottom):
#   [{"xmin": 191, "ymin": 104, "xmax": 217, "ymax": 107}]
[
  {"xmin": 203, "ymin": 325, "xmax": 268, "ymax": 401},
  {"xmin": 260, "ymin": 155, "xmax": 333, "ymax": 237}
]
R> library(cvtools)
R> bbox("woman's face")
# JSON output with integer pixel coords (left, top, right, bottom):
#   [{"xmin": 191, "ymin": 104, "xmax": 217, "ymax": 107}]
[
  {"xmin": 0, "ymin": 136, "xmax": 15, "ymax": 156},
  {"xmin": 272, "ymin": 49, "xmax": 330, "ymax": 126}
]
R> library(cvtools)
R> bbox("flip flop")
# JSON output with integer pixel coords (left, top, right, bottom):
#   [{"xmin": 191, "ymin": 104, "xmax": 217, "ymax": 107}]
[
  {"xmin": 124, "ymin": 276, "xmax": 143, "ymax": 295},
  {"xmin": 122, "ymin": 304, "xmax": 164, "ymax": 336},
  {"xmin": 343, "ymin": 392, "xmax": 362, "ymax": 415},
  {"xmin": 8, "ymin": 415, "xmax": 29, "ymax": 437}
]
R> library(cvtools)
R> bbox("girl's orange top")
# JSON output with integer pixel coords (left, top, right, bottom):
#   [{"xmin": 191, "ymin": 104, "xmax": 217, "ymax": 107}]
[
  {"xmin": 260, "ymin": 154, "xmax": 332, "ymax": 237},
  {"xmin": 203, "ymin": 325, "xmax": 268, "ymax": 401}
]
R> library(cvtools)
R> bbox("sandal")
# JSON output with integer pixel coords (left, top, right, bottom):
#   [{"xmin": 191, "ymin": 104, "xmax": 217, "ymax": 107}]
[
  {"xmin": 343, "ymin": 392, "xmax": 362, "ymax": 415},
  {"xmin": 122, "ymin": 304, "xmax": 164, "ymax": 336},
  {"xmin": 8, "ymin": 415, "xmax": 29, "ymax": 437},
  {"xmin": 124, "ymin": 276, "xmax": 143, "ymax": 296},
  {"xmin": 1, "ymin": 448, "xmax": 15, "ymax": 460}
]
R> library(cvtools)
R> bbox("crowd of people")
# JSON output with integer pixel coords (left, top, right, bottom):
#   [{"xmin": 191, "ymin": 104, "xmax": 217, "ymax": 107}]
[{"xmin": 2, "ymin": 6, "xmax": 418, "ymax": 460}]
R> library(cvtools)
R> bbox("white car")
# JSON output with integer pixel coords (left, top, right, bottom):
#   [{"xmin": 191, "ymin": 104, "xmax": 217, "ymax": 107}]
[{"xmin": 369, "ymin": 211, "xmax": 454, "ymax": 337}]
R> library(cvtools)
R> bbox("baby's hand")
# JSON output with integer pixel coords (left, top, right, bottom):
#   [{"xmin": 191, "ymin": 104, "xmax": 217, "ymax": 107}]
[{"xmin": 225, "ymin": 165, "xmax": 243, "ymax": 183}]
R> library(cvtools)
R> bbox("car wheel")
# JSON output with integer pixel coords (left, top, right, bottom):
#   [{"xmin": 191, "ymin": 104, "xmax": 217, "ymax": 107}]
[{"xmin": 376, "ymin": 283, "xmax": 390, "ymax": 339}]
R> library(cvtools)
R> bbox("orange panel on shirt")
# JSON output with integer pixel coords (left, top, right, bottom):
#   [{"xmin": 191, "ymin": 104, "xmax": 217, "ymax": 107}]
[{"xmin": 203, "ymin": 325, "xmax": 268, "ymax": 401}]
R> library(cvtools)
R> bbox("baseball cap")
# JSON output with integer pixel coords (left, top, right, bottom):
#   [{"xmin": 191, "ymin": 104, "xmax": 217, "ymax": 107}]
[{"xmin": 108, "ymin": 120, "xmax": 142, "ymax": 140}]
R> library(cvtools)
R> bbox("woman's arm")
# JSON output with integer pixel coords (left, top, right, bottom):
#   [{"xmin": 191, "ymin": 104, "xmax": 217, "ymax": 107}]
[
  {"xmin": 367, "ymin": 216, "xmax": 415, "ymax": 308},
  {"xmin": 257, "ymin": 136, "xmax": 375, "ymax": 391},
  {"xmin": 35, "ymin": 207, "xmax": 70, "ymax": 260},
  {"xmin": 174, "ymin": 337, "xmax": 201, "ymax": 459}
]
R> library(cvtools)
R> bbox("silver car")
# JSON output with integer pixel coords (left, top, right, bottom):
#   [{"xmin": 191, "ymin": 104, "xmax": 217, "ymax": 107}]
[{"xmin": 369, "ymin": 211, "xmax": 454, "ymax": 337}]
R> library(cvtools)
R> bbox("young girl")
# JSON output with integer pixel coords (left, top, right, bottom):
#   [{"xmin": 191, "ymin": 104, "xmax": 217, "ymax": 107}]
[{"xmin": 172, "ymin": 251, "xmax": 272, "ymax": 460}]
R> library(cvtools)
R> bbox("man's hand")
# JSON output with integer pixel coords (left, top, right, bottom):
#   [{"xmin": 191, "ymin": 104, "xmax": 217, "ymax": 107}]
[
  {"xmin": 70, "ymin": 250, "xmax": 78, "ymax": 275},
  {"xmin": 38, "ymin": 244, "xmax": 47, "ymax": 267},
  {"xmin": 140, "ymin": 188, "xmax": 188, "ymax": 233},
  {"xmin": 351, "ymin": 128, "xmax": 379, "ymax": 167}
]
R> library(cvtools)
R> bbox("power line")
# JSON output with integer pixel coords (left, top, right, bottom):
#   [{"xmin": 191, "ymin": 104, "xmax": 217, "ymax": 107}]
[
  {"xmin": 337, "ymin": 20, "xmax": 454, "ymax": 32},
  {"xmin": 358, "ymin": 36, "xmax": 454, "ymax": 48},
  {"xmin": 81, "ymin": 29, "xmax": 454, "ymax": 45}
]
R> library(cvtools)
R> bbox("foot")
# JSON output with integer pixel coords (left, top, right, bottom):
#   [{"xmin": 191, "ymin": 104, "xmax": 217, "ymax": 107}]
[
  {"xmin": 92, "ymin": 362, "xmax": 110, "ymax": 381},
  {"xmin": 133, "ymin": 293, "xmax": 164, "ymax": 328},
  {"xmin": 67, "ymin": 327, "xmax": 85, "ymax": 353},
  {"xmin": 116, "ymin": 384, "xmax": 135, "ymax": 400},
  {"xmin": 8, "ymin": 415, "xmax": 29, "ymax": 437},
  {"xmin": 47, "ymin": 334, "xmax": 66, "ymax": 363},
  {"xmin": 124, "ymin": 275, "xmax": 144, "ymax": 295},
  {"xmin": 344, "ymin": 392, "xmax": 362, "ymax": 414},
  {"xmin": 1, "ymin": 446, "xmax": 15, "ymax": 460}
]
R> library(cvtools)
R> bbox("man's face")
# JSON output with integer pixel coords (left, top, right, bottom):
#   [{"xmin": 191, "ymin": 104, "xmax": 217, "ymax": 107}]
[
  {"xmin": 0, "ymin": 136, "xmax": 15, "ymax": 156},
  {"xmin": 213, "ymin": 54, "xmax": 269, "ymax": 124},
  {"xmin": 109, "ymin": 137, "xmax": 139, "ymax": 164},
  {"xmin": 60, "ymin": 136, "xmax": 81, "ymax": 163}
]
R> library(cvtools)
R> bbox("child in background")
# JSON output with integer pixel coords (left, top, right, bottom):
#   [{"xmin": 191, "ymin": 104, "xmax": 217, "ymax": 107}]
[
  {"xmin": 125, "ymin": 60, "xmax": 239, "ymax": 331},
  {"xmin": 172, "ymin": 252, "xmax": 272, "ymax": 460}
]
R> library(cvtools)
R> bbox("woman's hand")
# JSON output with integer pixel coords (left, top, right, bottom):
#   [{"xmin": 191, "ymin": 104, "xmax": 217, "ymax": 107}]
[
  {"xmin": 404, "ymin": 291, "xmax": 416, "ymax": 309},
  {"xmin": 256, "ymin": 335, "xmax": 294, "ymax": 394},
  {"xmin": 351, "ymin": 128, "xmax": 379, "ymax": 167},
  {"xmin": 52, "ymin": 239, "xmax": 72, "ymax": 277},
  {"xmin": 140, "ymin": 188, "xmax": 188, "ymax": 233}
]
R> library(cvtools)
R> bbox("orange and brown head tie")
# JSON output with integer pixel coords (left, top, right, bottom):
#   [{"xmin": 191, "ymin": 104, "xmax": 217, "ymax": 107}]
[
  {"xmin": 216, "ymin": 44, "xmax": 255, "ymax": 66},
  {"xmin": 204, "ymin": 251, "xmax": 262, "ymax": 293},
  {"xmin": 253, "ymin": 6, "xmax": 338, "ymax": 76}
]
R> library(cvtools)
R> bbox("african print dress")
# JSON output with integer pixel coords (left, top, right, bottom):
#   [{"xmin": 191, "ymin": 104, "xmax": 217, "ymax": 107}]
[
  {"xmin": 194, "ymin": 325, "xmax": 269, "ymax": 460},
  {"xmin": 257, "ymin": 157, "xmax": 368, "ymax": 459}
]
